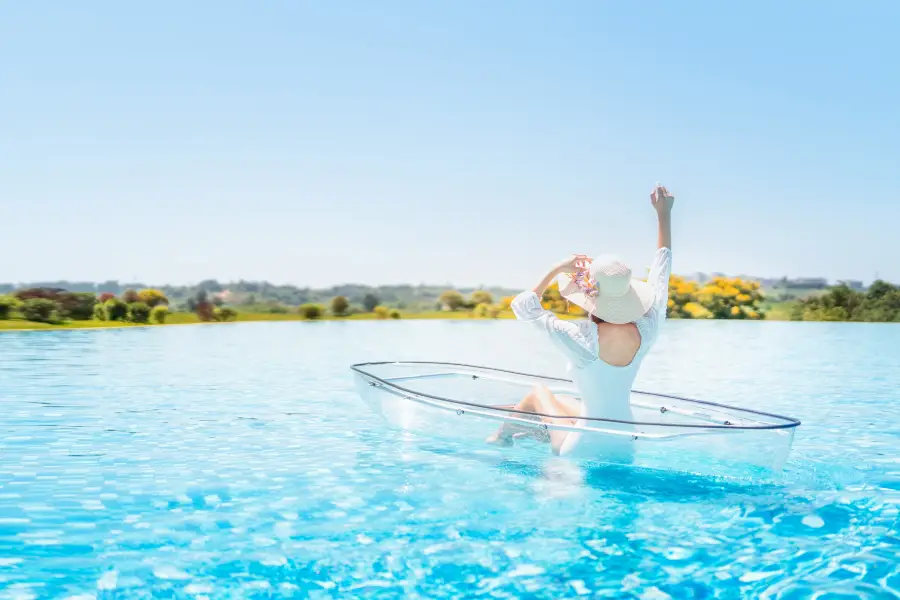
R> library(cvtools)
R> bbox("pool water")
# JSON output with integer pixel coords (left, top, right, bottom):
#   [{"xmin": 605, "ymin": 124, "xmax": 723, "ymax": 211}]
[{"xmin": 1, "ymin": 321, "xmax": 898, "ymax": 598}]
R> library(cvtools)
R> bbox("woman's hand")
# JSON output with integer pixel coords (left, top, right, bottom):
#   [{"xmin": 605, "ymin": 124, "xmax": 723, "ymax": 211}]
[
  {"xmin": 651, "ymin": 184, "xmax": 673, "ymax": 249},
  {"xmin": 651, "ymin": 184, "xmax": 675, "ymax": 215},
  {"xmin": 553, "ymin": 254, "xmax": 591, "ymax": 275},
  {"xmin": 531, "ymin": 255, "xmax": 591, "ymax": 296}
]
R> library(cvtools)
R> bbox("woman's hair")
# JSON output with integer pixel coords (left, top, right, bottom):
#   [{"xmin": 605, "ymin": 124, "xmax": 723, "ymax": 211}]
[{"xmin": 590, "ymin": 314, "xmax": 605, "ymax": 325}]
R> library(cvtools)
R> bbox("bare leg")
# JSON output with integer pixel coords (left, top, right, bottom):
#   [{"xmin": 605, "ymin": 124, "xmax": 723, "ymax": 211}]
[{"xmin": 486, "ymin": 386, "xmax": 579, "ymax": 447}]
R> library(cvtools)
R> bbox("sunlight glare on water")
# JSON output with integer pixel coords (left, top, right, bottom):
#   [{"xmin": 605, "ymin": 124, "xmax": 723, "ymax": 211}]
[{"xmin": 0, "ymin": 320, "xmax": 898, "ymax": 598}]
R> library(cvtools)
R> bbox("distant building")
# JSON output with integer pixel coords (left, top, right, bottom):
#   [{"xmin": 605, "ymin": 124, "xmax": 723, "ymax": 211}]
[{"xmin": 785, "ymin": 277, "xmax": 828, "ymax": 289}]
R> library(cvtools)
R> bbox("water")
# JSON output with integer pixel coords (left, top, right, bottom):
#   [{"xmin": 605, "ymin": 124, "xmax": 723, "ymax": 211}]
[{"xmin": 0, "ymin": 320, "xmax": 898, "ymax": 599}]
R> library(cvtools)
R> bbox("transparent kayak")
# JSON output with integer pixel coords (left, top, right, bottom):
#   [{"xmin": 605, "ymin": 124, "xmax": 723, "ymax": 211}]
[{"xmin": 352, "ymin": 361, "xmax": 801, "ymax": 477}]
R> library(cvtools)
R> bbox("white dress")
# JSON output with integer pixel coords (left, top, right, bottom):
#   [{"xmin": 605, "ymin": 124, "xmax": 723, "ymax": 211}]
[{"xmin": 510, "ymin": 247, "xmax": 672, "ymax": 459}]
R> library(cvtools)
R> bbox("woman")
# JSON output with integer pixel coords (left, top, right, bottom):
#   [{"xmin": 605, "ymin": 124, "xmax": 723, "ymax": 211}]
[{"xmin": 487, "ymin": 184, "xmax": 674, "ymax": 461}]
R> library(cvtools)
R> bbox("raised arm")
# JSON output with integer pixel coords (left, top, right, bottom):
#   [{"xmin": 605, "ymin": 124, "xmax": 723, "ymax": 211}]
[
  {"xmin": 645, "ymin": 185, "xmax": 674, "ymax": 336},
  {"xmin": 530, "ymin": 255, "xmax": 589, "ymax": 296},
  {"xmin": 651, "ymin": 184, "xmax": 674, "ymax": 249},
  {"xmin": 511, "ymin": 254, "xmax": 596, "ymax": 367}
]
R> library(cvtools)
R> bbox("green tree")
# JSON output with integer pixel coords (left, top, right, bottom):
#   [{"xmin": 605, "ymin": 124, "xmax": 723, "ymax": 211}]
[
  {"xmin": 331, "ymin": 296, "xmax": 350, "ymax": 316},
  {"xmin": 21, "ymin": 298, "xmax": 61, "ymax": 323},
  {"xmin": 151, "ymin": 305, "xmax": 169, "ymax": 324},
  {"xmin": 471, "ymin": 290, "xmax": 494, "ymax": 306},
  {"xmin": 93, "ymin": 303, "xmax": 107, "ymax": 321},
  {"xmin": 215, "ymin": 306, "xmax": 238, "ymax": 321},
  {"xmin": 61, "ymin": 292, "xmax": 97, "ymax": 320},
  {"xmin": 299, "ymin": 303, "xmax": 323, "ymax": 319},
  {"xmin": 439, "ymin": 290, "xmax": 465, "ymax": 311},
  {"xmin": 128, "ymin": 302, "xmax": 151, "ymax": 323},
  {"xmin": 137, "ymin": 289, "xmax": 169, "ymax": 308},
  {"xmin": 11, "ymin": 288, "xmax": 95, "ymax": 320},
  {"xmin": 374, "ymin": 306, "xmax": 390, "ymax": 319},
  {"xmin": 867, "ymin": 280, "xmax": 893, "ymax": 300},
  {"xmin": 794, "ymin": 280, "xmax": 900, "ymax": 322},
  {"xmin": 389, "ymin": 309, "xmax": 401, "ymax": 319},
  {"xmin": 363, "ymin": 293, "xmax": 380, "ymax": 312},
  {"xmin": 104, "ymin": 298, "xmax": 129, "ymax": 321},
  {"xmin": 0, "ymin": 295, "xmax": 19, "ymax": 320}
]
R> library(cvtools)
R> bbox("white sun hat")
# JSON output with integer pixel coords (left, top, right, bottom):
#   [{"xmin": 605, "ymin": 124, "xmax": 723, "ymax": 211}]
[{"xmin": 557, "ymin": 254, "xmax": 655, "ymax": 324}]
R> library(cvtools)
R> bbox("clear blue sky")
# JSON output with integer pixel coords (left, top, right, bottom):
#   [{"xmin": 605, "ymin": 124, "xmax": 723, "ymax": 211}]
[{"xmin": 2, "ymin": 1, "xmax": 898, "ymax": 288}]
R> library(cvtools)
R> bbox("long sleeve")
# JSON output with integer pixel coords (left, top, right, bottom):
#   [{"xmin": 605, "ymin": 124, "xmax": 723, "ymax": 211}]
[
  {"xmin": 636, "ymin": 247, "xmax": 672, "ymax": 349},
  {"xmin": 648, "ymin": 247, "xmax": 673, "ymax": 316},
  {"xmin": 511, "ymin": 291, "xmax": 596, "ymax": 367}
]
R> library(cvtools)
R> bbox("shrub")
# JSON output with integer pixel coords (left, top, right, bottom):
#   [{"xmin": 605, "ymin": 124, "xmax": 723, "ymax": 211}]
[
  {"xmin": 98, "ymin": 292, "xmax": 117, "ymax": 303},
  {"xmin": 13, "ymin": 287, "xmax": 65, "ymax": 302},
  {"xmin": 541, "ymin": 284, "xmax": 566, "ymax": 313},
  {"xmin": 92, "ymin": 304, "xmax": 107, "ymax": 321},
  {"xmin": 331, "ymin": 296, "xmax": 349, "ymax": 316},
  {"xmin": 793, "ymin": 280, "xmax": 900, "ymax": 322},
  {"xmin": 12, "ymin": 288, "xmax": 94, "ymax": 319},
  {"xmin": 151, "ymin": 305, "xmax": 169, "ymax": 324},
  {"xmin": 137, "ymin": 289, "xmax": 169, "ymax": 308},
  {"xmin": 363, "ymin": 293, "xmax": 380, "ymax": 312},
  {"xmin": 667, "ymin": 275, "xmax": 764, "ymax": 320},
  {"xmin": 122, "ymin": 289, "xmax": 140, "ymax": 304},
  {"xmin": 62, "ymin": 292, "xmax": 97, "ymax": 320},
  {"xmin": 374, "ymin": 306, "xmax": 390, "ymax": 319},
  {"xmin": 215, "ymin": 306, "xmax": 238, "ymax": 322},
  {"xmin": 439, "ymin": 290, "xmax": 465, "ymax": 311},
  {"xmin": 471, "ymin": 290, "xmax": 494, "ymax": 306},
  {"xmin": 189, "ymin": 290, "xmax": 217, "ymax": 321},
  {"xmin": 0, "ymin": 295, "xmax": 19, "ymax": 319},
  {"xmin": 128, "ymin": 301, "xmax": 151, "ymax": 323},
  {"xmin": 104, "ymin": 298, "xmax": 129, "ymax": 321},
  {"xmin": 389, "ymin": 309, "xmax": 401, "ymax": 319},
  {"xmin": 474, "ymin": 303, "xmax": 501, "ymax": 318},
  {"xmin": 299, "ymin": 303, "xmax": 323, "ymax": 319},
  {"xmin": 21, "ymin": 298, "xmax": 61, "ymax": 323},
  {"xmin": 195, "ymin": 302, "xmax": 216, "ymax": 322}
]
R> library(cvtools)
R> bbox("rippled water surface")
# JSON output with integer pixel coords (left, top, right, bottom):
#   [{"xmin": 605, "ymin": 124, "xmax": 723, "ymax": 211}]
[{"xmin": 1, "ymin": 321, "xmax": 898, "ymax": 598}]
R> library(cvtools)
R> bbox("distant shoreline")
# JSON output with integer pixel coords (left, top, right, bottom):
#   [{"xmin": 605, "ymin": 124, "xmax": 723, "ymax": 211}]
[
  {"xmin": 0, "ymin": 310, "xmax": 513, "ymax": 332},
  {"xmin": 0, "ymin": 308, "xmax": 848, "ymax": 333}
]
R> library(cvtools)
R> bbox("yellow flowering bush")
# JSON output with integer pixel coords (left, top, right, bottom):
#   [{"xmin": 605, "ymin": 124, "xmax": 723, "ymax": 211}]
[
  {"xmin": 683, "ymin": 302, "xmax": 713, "ymax": 319},
  {"xmin": 669, "ymin": 275, "xmax": 765, "ymax": 319},
  {"xmin": 497, "ymin": 274, "xmax": 764, "ymax": 320},
  {"xmin": 541, "ymin": 283, "xmax": 568, "ymax": 314},
  {"xmin": 667, "ymin": 275, "xmax": 700, "ymax": 318},
  {"xmin": 567, "ymin": 302, "xmax": 587, "ymax": 316}
]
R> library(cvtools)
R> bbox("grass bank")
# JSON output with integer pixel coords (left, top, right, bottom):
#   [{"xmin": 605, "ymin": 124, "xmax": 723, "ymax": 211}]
[
  {"xmin": 0, "ymin": 310, "xmax": 519, "ymax": 332},
  {"xmin": 761, "ymin": 301, "xmax": 796, "ymax": 321},
  {"xmin": 1, "ymin": 303, "xmax": 803, "ymax": 333}
]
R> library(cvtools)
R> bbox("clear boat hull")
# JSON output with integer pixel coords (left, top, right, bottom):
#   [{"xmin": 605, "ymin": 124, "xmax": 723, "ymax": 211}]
[{"xmin": 352, "ymin": 362, "xmax": 800, "ymax": 478}]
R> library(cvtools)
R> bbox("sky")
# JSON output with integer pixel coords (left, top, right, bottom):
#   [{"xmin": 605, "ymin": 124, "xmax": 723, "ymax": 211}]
[{"xmin": 2, "ymin": 1, "xmax": 898, "ymax": 288}]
